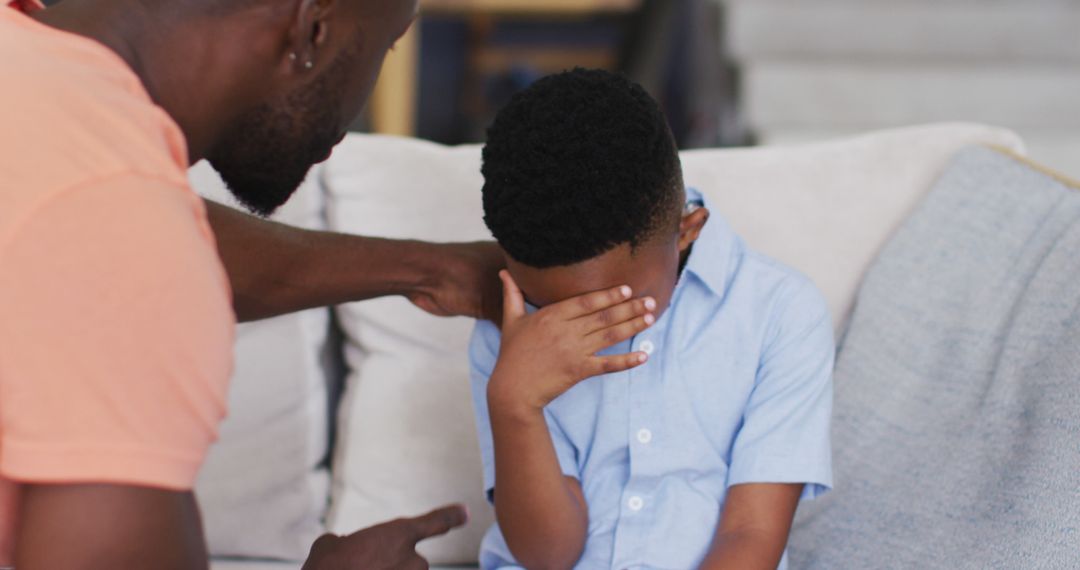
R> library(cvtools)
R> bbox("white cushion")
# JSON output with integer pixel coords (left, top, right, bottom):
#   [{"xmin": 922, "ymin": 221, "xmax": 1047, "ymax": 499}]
[
  {"xmin": 679, "ymin": 122, "xmax": 1023, "ymax": 328},
  {"xmin": 321, "ymin": 123, "xmax": 1023, "ymax": 564},
  {"xmin": 323, "ymin": 141, "xmax": 495, "ymax": 564},
  {"xmin": 189, "ymin": 161, "xmax": 332, "ymax": 561}
]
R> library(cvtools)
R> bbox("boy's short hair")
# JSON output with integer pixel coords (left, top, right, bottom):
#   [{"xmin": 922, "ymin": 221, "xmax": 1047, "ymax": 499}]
[{"xmin": 481, "ymin": 68, "xmax": 684, "ymax": 269}]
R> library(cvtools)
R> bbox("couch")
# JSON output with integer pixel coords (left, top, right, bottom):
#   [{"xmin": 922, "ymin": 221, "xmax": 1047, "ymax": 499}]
[{"xmin": 191, "ymin": 122, "xmax": 1056, "ymax": 570}]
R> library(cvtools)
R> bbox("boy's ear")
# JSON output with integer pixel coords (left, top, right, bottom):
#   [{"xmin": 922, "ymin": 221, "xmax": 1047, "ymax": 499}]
[{"xmin": 677, "ymin": 207, "xmax": 709, "ymax": 253}]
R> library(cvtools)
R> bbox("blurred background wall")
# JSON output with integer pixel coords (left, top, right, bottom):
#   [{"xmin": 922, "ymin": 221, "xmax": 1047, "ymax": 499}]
[
  {"xmin": 39, "ymin": 0, "xmax": 1075, "ymax": 177},
  {"xmin": 727, "ymin": 0, "xmax": 1079, "ymax": 178},
  {"xmin": 365, "ymin": 0, "xmax": 1079, "ymax": 179}
]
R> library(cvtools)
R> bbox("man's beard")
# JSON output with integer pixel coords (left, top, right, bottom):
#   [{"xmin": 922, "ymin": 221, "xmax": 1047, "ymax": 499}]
[{"xmin": 207, "ymin": 48, "xmax": 354, "ymax": 217}]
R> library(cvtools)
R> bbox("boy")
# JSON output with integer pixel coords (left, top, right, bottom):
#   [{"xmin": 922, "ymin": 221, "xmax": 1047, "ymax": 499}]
[{"xmin": 470, "ymin": 68, "xmax": 833, "ymax": 570}]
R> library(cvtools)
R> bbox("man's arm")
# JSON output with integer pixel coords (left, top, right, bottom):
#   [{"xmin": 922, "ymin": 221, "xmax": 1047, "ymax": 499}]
[
  {"xmin": 204, "ymin": 200, "xmax": 504, "ymax": 322},
  {"xmin": 15, "ymin": 483, "xmax": 467, "ymax": 570},
  {"xmin": 698, "ymin": 483, "xmax": 803, "ymax": 570},
  {"xmin": 16, "ymin": 484, "xmax": 209, "ymax": 570},
  {"xmin": 0, "ymin": 479, "xmax": 18, "ymax": 565}
]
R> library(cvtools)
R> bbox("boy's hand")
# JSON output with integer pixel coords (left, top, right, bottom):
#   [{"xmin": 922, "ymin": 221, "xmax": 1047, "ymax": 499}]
[{"xmin": 488, "ymin": 270, "xmax": 655, "ymax": 412}]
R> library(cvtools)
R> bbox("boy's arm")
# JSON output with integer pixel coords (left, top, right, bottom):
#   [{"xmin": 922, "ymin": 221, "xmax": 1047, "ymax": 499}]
[
  {"xmin": 484, "ymin": 271, "xmax": 655, "ymax": 569},
  {"xmin": 489, "ymin": 405, "xmax": 588, "ymax": 569},
  {"xmin": 703, "ymin": 278, "xmax": 835, "ymax": 569},
  {"xmin": 698, "ymin": 483, "xmax": 803, "ymax": 570}
]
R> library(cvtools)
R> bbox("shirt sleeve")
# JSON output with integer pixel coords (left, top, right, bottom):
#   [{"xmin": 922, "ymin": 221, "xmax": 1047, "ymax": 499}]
[
  {"xmin": 0, "ymin": 175, "xmax": 235, "ymax": 490},
  {"xmin": 469, "ymin": 320, "xmax": 579, "ymax": 501},
  {"xmin": 727, "ymin": 276, "xmax": 835, "ymax": 500}
]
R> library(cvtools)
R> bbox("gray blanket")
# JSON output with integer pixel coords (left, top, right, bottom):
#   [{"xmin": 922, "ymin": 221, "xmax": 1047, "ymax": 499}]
[{"xmin": 788, "ymin": 146, "xmax": 1080, "ymax": 569}]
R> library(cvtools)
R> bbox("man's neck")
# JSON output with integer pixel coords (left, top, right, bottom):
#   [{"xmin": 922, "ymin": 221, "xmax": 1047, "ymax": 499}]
[{"xmin": 30, "ymin": 0, "xmax": 258, "ymax": 164}]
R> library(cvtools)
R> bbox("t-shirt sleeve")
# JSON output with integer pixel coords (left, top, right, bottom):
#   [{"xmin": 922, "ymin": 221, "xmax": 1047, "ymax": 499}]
[
  {"xmin": 0, "ymin": 175, "xmax": 234, "ymax": 490},
  {"xmin": 727, "ymin": 277, "xmax": 835, "ymax": 500},
  {"xmin": 468, "ymin": 320, "xmax": 579, "ymax": 501}
]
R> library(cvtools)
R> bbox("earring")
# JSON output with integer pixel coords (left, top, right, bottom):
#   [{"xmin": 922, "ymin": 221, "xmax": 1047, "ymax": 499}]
[
  {"xmin": 304, "ymin": 60, "xmax": 314, "ymax": 69},
  {"xmin": 288, "ymin": 52, "xmax": 297, "ymax": 61}
]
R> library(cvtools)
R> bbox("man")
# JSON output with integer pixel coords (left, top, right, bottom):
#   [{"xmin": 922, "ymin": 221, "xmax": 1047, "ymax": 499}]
[{"xmin": 0, "ymin": 0, "xmax": 503, "ymax": 567}]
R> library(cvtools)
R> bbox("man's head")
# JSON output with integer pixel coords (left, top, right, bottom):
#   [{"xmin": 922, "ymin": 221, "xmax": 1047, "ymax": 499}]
[
  {"xmin": 38, "ymin": 0, "xmax": 414, "ymax": 216},
  {"xmin": 200, "ymin": 0, "xmax": 417, "ymax": 216},
  {"xmin": 140, "ymin": 0, "xmax": 414, "ymax": 216},
  {"xmin": 482, "ymin": 68, "xmax": 709, "ymax": 315}
]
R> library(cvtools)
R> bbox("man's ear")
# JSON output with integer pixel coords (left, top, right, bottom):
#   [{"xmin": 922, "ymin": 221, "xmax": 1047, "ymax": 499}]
[
  {"xmin": 677, "ymin": 207, "xmax": 709, "ymax": 253},
  {"xmin": 283, "ymin": 0, "xmax": 334, "ymax": 73}
]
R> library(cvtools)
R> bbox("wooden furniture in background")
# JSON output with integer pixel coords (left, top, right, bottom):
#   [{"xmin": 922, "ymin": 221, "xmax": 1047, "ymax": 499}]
[
  {"xmin": 368, "ymin": 0, "xmax": 641, "ymax": 137},
  {"xmin": 368, "ymin": 23, "xmax": 421, "ymax": 136}
]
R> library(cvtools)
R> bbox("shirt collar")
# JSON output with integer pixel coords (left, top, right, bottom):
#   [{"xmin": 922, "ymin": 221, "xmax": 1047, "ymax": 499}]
[{"xmin": 680, "ymin": 187, "xmax": 736, "ymax": 298}]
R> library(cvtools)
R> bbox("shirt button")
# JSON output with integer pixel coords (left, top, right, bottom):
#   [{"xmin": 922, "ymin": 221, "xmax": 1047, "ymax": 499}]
[
  {"xmin": 636, "ymin": 428, "xmax": 653, "ymax": 444},
  {"xmin": 627, "ymin": 496, "xmax": 644, "ymax": 511},
  {"xmin": 639, "ymin": 340, "xmax": 655, "ymax": 355}
]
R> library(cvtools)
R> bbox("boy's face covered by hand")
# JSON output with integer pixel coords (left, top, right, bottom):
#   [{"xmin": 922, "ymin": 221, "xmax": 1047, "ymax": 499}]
[
  {"xmin": 506, "ymin": 207, "xmax": 710, "ymax": 318},
  {"xmin": 508, "ymin": 239, "xmax": 679, "ymax": 318}
]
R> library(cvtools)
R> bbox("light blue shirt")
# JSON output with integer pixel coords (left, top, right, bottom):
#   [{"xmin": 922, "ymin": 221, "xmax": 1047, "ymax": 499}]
[{"xmin": 469, "ymin": 189, "xmax": 834, "ymax": 570}]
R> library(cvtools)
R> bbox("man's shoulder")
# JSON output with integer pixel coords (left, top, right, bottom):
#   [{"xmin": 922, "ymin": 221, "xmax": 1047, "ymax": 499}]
[
  {"xmin": 1, "ymin": 10, "xmax": 146, "ymax": 101},
  {"xmin": 0, "ymin": 13, "xmax": 189, "ymax": 196}
]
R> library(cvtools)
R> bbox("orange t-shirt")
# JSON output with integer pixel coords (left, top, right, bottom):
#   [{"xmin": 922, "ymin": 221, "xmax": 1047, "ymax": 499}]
[{"xmin": 0, "ymin": 0, "xmax": 235, "ymax": 561}]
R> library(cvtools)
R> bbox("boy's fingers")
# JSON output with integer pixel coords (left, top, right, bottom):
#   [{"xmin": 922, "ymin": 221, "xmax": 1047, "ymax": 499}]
[
  {"xmin": 589, "ymin": 352, "xmax": 649, "ymax": 376},
  {"xmin": 405, "ymin": 504, "xmax": 469, "ymax": 543},
  {"xmin": 578, "ymin": 297, "xmax": 656, "ymax": 335},
  {"xmin": 499, "ymin": 270, "xmax": 526, "ymax": 326},
  {"xmin": 585, "ymin": 314, "xmax": 654, "ymax": 353},
  {"xmin": 556, "ymin": 284, "xmax": 633, "ymax": 320}
]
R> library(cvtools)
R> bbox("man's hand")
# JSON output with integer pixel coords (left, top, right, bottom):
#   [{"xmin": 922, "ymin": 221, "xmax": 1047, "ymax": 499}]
[
  {"xmin": 487, "ymin": 270, "xmax": 655, "ymax": 413},
  {"xmin": 302, "ymin": 505, "xmax": 468, "ymax": 570},
  {"xmin": 406, "ymin": 241, "xmax": 505, "ymax": 322}
]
